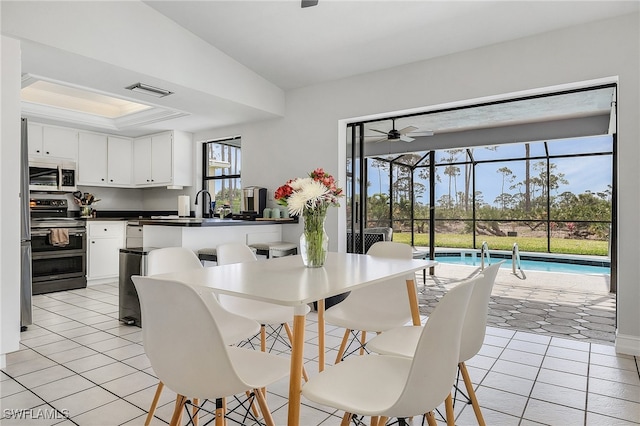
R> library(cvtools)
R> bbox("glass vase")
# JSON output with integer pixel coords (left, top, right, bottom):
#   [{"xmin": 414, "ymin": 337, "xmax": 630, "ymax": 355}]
[{"xmin": 300, "ymin": 207, "xmax": 328, "ymax": 268}]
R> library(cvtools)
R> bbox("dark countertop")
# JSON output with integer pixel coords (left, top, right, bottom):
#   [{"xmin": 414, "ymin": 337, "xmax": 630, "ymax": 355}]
[{"xmin": 138, "ymin": 217, "xmax": 297, "ymax": 227}]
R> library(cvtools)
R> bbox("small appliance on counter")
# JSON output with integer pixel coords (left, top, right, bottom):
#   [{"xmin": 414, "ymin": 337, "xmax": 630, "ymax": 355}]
[
  {"xmin": 238, "ymin": 186, "xmax": 267, "ymax": 220},
  {"xmin": 177, "ymin": 195, "xmax": 190, "ymax": 217}
]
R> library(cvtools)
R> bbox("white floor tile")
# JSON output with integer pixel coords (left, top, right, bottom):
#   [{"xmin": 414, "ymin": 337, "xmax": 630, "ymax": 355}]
[
  {"xmin": 523, "ymin": 397, "xmax": 586, "ymax": 425},
  {"xmin": 536, "ymin": 368, "xmax": 588, "ymax": 392},
  {"xmin": 0, "ymin": 378, "xmax": 27, "ymax": 398},
  {"xmin": 31, "ymin": 375, "xmax": 95, "ymax": 402},
  {"xmin": 589, "ymin": 363, "xmax": 640, "ymax": 386},
  {"xmin": 480, "ymin": 371, "xmax": 535, "ymax": 397},
  {"xmin": 473, "ymin": 386, "xmax": 528, "ymax": 418},
  {"xmin": 587, "ymin": 393, "xmax": 640, "ymax": 423},
  {"xmin": 0, "ymin": 390, "xmax": 47, "ymax": 412},
  {"xmin": 80, "ymin": 362, "xmax": 138, "ymax": 385},
  {"xmin": 62, "ymin": 353, "xmax": 116, "ymax": 374},
  {"xmin": 71, "ymin": 399, "xmax": 145, "ymax": 425},
  {"xmin": 100, "ymin": 371, "xmax": 159, "ymax": 398},
  {"xmin": 48, "ymin": 386, "xmax": 118, "ymax": 418},
  {"xmin": 12, "ymin": 365, "xmax": 75, "ymax": 389},
  {"xmin": 530, "ymin": 381, "xmax": 587, "ymax": 410}
]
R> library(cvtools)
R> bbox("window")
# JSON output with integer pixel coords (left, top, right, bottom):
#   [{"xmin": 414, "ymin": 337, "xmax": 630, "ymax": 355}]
[{"xmin": 202, "ymin": 138, "xmax": 241, "ymax": 215}]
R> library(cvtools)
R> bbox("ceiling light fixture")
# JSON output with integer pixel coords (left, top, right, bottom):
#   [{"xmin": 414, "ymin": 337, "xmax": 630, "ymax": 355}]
[{"xmin": 125, "ymin": 82, "xmax": 173, "ymax": 98}]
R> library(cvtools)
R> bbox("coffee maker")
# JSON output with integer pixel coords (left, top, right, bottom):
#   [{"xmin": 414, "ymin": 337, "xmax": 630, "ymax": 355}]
[{"xmin": 239, "ymin": 186, "xmax": 267, "ymax": 219}]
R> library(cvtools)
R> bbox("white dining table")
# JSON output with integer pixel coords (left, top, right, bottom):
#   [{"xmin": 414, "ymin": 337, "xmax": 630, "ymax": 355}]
[{"xmin": 155, "ymin": 251, "xmax": 437, "ymax": 426}]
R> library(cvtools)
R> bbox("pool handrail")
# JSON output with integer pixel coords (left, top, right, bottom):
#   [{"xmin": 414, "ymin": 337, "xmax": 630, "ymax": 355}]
[
  {"xmin": 480, "ymin": 241, "xmax": 491, "ymax": 270},
  {"xmin": 512, "ymin": 242, "xmax": 524, "ymax": 277}
]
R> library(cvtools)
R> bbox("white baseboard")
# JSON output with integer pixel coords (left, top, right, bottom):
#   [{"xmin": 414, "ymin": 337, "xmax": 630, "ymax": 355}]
[
  {"xmin": 87, "ymin": 277, "xmax": 118, "ymax": 286},
  {"xmin": 615, "ymin": 331, "xmax": 640, "ymax": 356}
]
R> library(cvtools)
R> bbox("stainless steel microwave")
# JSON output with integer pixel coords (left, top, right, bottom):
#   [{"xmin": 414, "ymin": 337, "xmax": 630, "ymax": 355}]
[{"xmin": 28, "ymin": 158, "xmax": 77, "ymax": 192}]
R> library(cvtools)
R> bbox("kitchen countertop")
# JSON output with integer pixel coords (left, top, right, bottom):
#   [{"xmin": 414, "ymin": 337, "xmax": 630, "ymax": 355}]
[{"xmin": 138, "ymin": 217, "xmax": 297, "ymax": 227}]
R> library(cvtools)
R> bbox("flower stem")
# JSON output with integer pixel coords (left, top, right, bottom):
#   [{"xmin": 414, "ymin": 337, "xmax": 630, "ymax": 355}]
[{"xmin": 302, "ymin": 206, "xmax": 328, "ymax": 267}]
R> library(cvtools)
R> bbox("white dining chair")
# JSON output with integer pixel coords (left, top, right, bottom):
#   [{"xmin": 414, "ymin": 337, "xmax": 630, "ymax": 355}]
[
  {"xmin": 324, "ymin": 241, "xmax": 415, "ymax": 363},
  {"xmin": 366, "ymin": 260, "xmax": 504, "ymax": 425},
  {"xmin": 216, "ymin": 243, "xmax": 311, "ymax": 380},
  {"xmin": 143, "ymin": 247, "xmax": 260, "ymax": 426},
  {"xmin": 133, "ymin": 275, "xmax": 289, "ymax": 426},
  {"xmin": 301, "ymin": 274, "xmax": 477, "ymax": 426}
]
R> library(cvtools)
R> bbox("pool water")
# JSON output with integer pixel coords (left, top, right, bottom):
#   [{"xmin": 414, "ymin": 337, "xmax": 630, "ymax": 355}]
[{"xmin": 435, "ymin": 254, "xmax": 610, "ymax": 275}]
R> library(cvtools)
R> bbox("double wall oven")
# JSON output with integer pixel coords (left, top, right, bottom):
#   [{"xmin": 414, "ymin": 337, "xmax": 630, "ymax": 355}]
[{"xmin": 30, "ymin": 199, "xmax": 87, "ymax": 295}]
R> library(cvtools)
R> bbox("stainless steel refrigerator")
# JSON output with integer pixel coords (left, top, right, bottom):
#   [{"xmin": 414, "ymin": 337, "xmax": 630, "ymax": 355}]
[{"xmin": 20, "ymin": 118, "xmax": 32, "ymax": 330}]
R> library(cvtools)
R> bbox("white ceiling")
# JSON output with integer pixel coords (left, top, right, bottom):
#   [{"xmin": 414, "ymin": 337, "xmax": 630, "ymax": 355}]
[
  {"xmin": 146, "ymin": 0, "xmax": 637, "ymax": 91},
  {"xmin": 3, "ymin": 1, "xmax": 638, "ymax": 136}
]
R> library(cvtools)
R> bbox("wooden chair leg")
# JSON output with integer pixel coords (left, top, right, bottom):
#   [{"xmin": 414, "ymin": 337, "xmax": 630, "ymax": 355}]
[
  {"xmin": 371, "ymin": 416, "xmax": 379, "ymax": 426},
  {"xmin": 214, "ymin": 398, "xmax": 226, "ymax": 426},
  {"xmin": 460, "ymin": 361, "xmax": 486, "ymax": 426},
  {"xmin": 340, "ymin": 412, "xmax": 353, "ymax": 426},
  {"xmin": 379, "ymin": 416, "xmax": 389, "ymax": 425},
  {"xmin": 246, "ymin": 390, "xmax": 261, "ymax": 419},
  {"xmin": 359, "ymin": 330, "xmax": 367, "ymax": 356},
  {"xmin": 445, "ymin": 392, "xmax": 455, "ymax": 426},
  {"xmin": 145, "ymin": 381, "xmax": 164, "ymax": 426},
  {"xmin": 425, "ymin": 411, "xmax": 438, "ymax": 426},
  {"xmin": 253, "ymin": 387, "xmax": 275, "ymax": 426},
  {"xmin": 192, "ymin": 398, "xmax": 199, "ymax": 426},
  {"xmin": 284, "ymin": 322, "xmax": 309, "ymax": 382},
  {"xmin": 335, "ymin": 329, "xmax": 351, "ymax": 364},
  {"xmin": 260, "ymin": 325, "xmax": 267, "ymax": 352},
  {"xmin": 169, "ymin": 394, "xmax": 187, "ymax": 426}
]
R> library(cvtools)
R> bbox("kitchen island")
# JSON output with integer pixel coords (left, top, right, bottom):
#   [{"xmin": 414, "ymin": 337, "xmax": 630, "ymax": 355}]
[{"xmin": 140, "ymin": 217, "xmax": 297, "ymax": 252}]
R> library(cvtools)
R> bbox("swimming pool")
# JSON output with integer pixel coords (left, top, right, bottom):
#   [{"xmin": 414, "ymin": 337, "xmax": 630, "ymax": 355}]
[{"xmin": 434, "ymin": 253, "xmax": 611, "ymax": 275}]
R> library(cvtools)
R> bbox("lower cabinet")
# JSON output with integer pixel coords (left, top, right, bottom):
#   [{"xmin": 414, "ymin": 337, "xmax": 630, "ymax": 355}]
[{"xmin": 87, "ymin": 221, "xmax": 125, "ymax": 283}]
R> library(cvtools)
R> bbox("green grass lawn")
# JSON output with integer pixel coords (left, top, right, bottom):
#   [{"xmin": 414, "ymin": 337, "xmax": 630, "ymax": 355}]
[{"xmin": 392, "ymin": 233, "xmax": 609, "ymax": 256}]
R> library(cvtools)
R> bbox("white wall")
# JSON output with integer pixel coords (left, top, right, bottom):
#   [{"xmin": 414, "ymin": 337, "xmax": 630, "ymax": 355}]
[
  {"xmin": 0, "ymin": 36, "xmax": 23, "ymax": 366},
  {"xmin": 196, "ymin": 13, "xmax": 640, "ymax": 355}
]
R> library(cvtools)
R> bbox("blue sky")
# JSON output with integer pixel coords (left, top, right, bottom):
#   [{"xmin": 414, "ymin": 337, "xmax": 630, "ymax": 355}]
[{"xmin": 366, "ymin": 135, "xmax": 613, "ymax": 206}]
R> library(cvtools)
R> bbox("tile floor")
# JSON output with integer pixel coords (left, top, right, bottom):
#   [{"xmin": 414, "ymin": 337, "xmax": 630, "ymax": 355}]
[{"xmin": 1, "ymin": 280, "xmax": 639, "ymax": 426}]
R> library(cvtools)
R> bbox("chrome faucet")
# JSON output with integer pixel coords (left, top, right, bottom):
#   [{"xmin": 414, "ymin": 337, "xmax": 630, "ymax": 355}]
[{"xmin": 194, "ymin": 189, "xmax": 213, "ymax": 218}]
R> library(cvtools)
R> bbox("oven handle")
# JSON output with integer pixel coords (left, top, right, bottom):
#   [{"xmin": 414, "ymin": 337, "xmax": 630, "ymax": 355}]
[{"xmin": 30, "ymin": 229, "xmax": 86, "ymax": 237}]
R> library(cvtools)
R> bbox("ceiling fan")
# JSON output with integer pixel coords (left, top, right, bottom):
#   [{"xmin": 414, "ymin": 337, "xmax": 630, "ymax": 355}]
[{"xmin": 366, "ymin": 118, "xmax": 434, "ymax": 143}]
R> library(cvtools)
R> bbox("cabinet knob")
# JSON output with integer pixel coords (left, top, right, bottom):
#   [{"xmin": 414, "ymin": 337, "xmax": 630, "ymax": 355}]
[
  {"xmin": 46, "ymin": 151, "xmax": 50, "ymax": 155},
  {"xmin": 36, "ymin": 150, "xmax": 40, "ymax": 153},
  {"xmin": 110, "ymin": 179, "xmax": 113, "ymax": 182},
  {"xmin": 104, "ymin": 228, "xmax": 107, "ymax": 232},
  {"xmin": 91, "ymin": 241, "xmax": 95, "ymax": 244},
  {"xmin": 101, "ymin": 178, "xmax": 105, "ymax": 181}
]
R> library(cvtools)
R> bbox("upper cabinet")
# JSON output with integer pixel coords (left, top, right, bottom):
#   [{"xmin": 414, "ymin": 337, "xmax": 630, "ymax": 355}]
[
  {"xmin": 28, "ymin": 124, "xmax": 78, "ymax": 161},
  {"xmin": 77, "ymin": 132, "xmax": 132, "ymax": 187},
  {"xmin": 30, "ymin": 123, "xmax": 193, "ymax": 189},
  {"xmin": 133, "ymin": 131, "xmax": 192, "ymax": 188}
]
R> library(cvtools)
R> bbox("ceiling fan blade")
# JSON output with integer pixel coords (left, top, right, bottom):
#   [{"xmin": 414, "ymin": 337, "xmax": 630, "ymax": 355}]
[
  {"xmin": 301, "ymin": 0, "xmax": 318, "ymax": 7},
  {"xmin": 397, "ymin": 125, "xmax": 418, "ymax": 135},
  {"xmin": 400, "ymin": 135, "xmax": 415, "ymax": 143},
  {"xmin": 407, "ymin": 130, "xmax": 435, "ymax": 137},
  {"xmin": 369, "ymin": 128, "xmax": 388, "ymax": 135}
]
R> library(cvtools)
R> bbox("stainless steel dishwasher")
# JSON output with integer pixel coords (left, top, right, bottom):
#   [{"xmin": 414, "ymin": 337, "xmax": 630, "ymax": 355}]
[{"xmin": 119, "ymin": 247, "xmax": 155, "ymax": 326}]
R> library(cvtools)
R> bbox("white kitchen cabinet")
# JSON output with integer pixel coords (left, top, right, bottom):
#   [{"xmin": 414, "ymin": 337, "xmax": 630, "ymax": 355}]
[
  {"xmin": 78, "ymin": 132, "xmax": 132, "ymax": 186},
  {"xmin": 28, "ymin": 124, "xmax": 78, "ymax": 161},
  {"xmin": 27, "ymin": 123, "xmax": 44, "ymax": 157},
  {"xmin": 107, "ymin": 136, "xmax": 132, "ymax": 185},
  {"xmin": 78, "ymin": 132, "xmax": 108, "ymax": 184},
  {"xmin": 87, "ymin": 221, "xmax": 125, "ymax": 283},
  {"xmin": 133, "ymin": 130, "xmax": 192, "ymax": 188}
]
